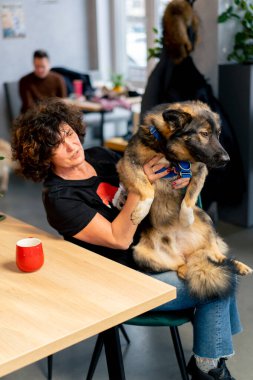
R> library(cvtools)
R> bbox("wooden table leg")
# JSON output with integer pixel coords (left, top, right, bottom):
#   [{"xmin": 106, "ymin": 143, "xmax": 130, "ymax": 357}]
[{"xmin": 102, "ymin": 326, "xmax": 126, "ymax": 380}]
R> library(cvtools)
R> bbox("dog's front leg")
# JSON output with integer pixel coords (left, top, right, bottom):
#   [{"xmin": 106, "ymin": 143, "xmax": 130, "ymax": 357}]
[
  {"xmin": 117, "ymin": 159, "xmax": 155, "ymax": 225},
  {"xmin": 131, "ymin": 191, "xmax": 154, "ymax": 224},
  {"xmin": 179, "ymin": 163, "xmax": 207, "ymax": 227}
]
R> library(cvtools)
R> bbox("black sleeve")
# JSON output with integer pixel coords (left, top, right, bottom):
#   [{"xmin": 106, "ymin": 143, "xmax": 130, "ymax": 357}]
[
  {"xmin": 85, "ymin": 146, "xmax": 121, "ymax": 164},
  {"xmin": 44, "ymin": 195, "xmax": 97, "ymax": 237}
]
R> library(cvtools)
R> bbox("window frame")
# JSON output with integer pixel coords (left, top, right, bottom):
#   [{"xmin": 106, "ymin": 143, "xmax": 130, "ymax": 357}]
[{"xmin": 88, "ymin": 0, "xmax": 164, "ymax": 88}]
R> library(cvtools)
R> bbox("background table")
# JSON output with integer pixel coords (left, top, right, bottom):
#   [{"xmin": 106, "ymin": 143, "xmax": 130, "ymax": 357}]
[
  {"xmin": 63, "ymin": 97, "xmax": 141, "ymax": 146},
  {"xmin": 0, "ymin": 214, "xmax": 176, "ymax": 378},
  {"xmin": 104, "ymin": 136, "xmax": 128, "ymax": 153}
]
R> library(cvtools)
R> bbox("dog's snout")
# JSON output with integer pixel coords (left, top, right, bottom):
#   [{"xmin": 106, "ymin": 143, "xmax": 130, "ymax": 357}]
[
  {"xmin": 221, "ymin": 153, "xmax": 230, "ymax": 163},
  {"xmin": 213, "ymin": 152, "xmax": 230, "ymax": 167}
]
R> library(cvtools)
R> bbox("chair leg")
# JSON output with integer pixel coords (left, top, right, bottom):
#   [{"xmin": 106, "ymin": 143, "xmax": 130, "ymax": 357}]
[
  {"xmin": 170, "ymin": 326, "xmax": 189, "ymax": 380},
  {"xmin": 119, "ymin": 325, "xmax": 130, "ymax": 344},
  {"xmin": 47, "ymin": 355, "xmax": 53, "ymax": 380},
  {"xmin": 85, "ymin": 333, "xmax": 104, "ymax": 380}
]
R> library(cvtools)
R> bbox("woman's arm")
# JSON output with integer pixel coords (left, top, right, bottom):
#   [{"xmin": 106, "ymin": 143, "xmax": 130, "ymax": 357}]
[
  {"xmin": 73, "ymin": 191, "xmax": 141, "ymax": 250},
  {"xmin": 73, "ymin": 155, "xmax": 190, "ymax": 250}
]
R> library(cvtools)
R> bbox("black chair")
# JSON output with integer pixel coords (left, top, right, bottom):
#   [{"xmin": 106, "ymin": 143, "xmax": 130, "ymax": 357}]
[
  {"xmin": 51, "ymin": 67, "xmax": 95, "ymax": 99},
  {"xmin": 3, "ymin": 81, "xmax": 22, "ymax": 129}
]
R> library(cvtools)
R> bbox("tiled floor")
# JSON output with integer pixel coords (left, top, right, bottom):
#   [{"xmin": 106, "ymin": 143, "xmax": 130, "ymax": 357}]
[{"xmin": 1, "ymin": 172, "xmax": 253, "ymax": 380}]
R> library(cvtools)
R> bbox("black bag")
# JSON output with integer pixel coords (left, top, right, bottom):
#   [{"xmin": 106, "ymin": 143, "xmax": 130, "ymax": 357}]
[{"xmin": 51, "ymin": 67, "xmax": 95, "ymax": 98}]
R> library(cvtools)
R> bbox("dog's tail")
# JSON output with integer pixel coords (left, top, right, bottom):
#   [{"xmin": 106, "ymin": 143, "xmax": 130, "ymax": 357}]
[{"xmin": 186, "ymin": 252, "xmax": 238, "ymax": 300}]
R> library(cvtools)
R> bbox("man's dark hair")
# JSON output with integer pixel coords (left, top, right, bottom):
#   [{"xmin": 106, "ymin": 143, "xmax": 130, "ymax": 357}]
[
  {"xmin": 12, "ymin": 98, "xmax": 86, "ymax": 182},
  {"xmin": 33, "ymin": 50, "xmax": 49, "ymax": 60}
]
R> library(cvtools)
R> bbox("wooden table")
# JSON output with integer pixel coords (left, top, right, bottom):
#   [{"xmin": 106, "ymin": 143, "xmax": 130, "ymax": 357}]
[
  {"xmin": 63, "ymin": 97, "xmax": 141, "ymax": 146},
  {"xmin": 104, "ymin": 137, "xmax": 128, "ymax": 153},
  {"xmin": 63, "ymin": 96, "xmax": 141, "ymax": 112},
  {"xmin": 0, "ymin": 215, "xmax": 176, "ymax": 378}
]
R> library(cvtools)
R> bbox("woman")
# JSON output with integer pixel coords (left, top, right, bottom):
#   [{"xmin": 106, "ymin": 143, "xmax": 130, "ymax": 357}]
[{"xmin": 12, "ymin": 99, "xmax": 240, "ymax": 380}]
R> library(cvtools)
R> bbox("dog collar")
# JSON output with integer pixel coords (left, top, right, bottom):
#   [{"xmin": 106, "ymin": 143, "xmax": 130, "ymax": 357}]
[
  {"xmin": 149, "ymin": 125, "xmax": 162, "ymax": 141},
  {"xmin": 149, "ymin": 125, "xmax": 192, "ymax": 179},
  {"xmin": 155, "ymin": 162, "xmax": 192, "ymax": 179}
]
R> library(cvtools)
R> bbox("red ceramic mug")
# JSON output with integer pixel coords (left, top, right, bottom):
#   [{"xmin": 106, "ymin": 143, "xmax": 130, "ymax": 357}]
[
  {"xmin": 73, "ymin": 79, "xmax": 83, "ymax": 97},
  {"xmin": 16, "ymin": 237, "xmax": 44, "ymax": 272}
]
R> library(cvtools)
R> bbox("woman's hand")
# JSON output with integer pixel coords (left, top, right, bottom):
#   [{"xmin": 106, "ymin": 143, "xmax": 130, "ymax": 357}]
[
  {"xmin": 143, "ymin": 154, "xmax": 190, "ymax": 189},
  {"xmin": 172, "ymin": 177, "xmax": 190, "ymax": 190}
]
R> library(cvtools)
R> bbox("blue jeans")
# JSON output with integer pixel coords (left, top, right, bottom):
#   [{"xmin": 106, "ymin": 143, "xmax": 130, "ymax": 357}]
[{"xmin": 149, "ymin": 271, "xmax": 242, "ymax": 359}]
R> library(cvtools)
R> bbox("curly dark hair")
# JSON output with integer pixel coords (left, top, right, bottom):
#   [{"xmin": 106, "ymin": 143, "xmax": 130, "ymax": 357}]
[{"xmin": 12, "ymin": 98, "xmax": 86, "ymax": 182}]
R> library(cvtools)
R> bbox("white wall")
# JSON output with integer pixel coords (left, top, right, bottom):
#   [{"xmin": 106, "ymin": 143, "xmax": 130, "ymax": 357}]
[
  {"xmin": 0, "ymin": 0, "xmax": 88, "ymax": 139},
  {"xmin": 192, "ymin": 0, "xmax": 219, "ymax": 95},
  {"xmin": 218, "ymin": 0, "xmax": 240, "ymax": 64}
]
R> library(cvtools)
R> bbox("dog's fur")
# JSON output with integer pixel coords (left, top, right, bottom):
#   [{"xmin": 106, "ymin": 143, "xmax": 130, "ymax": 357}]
[
  {"xmin": 162, "ymin": 0, "xmax": 200, "ymax": 63},
  {"xmin": 0, "ymin": 139, "xmax": 18, "ymax": 193},
  {"xmin": 116, "ymin": 101, "xmax": 252, "ymax": 299}
]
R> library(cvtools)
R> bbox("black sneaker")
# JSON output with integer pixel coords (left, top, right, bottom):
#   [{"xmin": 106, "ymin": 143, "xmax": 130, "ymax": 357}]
[
  {"xmin": 209, "ymin": 358, "xmax": 235, "ymax": 380},
  {"xmin": 187, "ymin": 356, "xmax": 236, "ymax": 380}
]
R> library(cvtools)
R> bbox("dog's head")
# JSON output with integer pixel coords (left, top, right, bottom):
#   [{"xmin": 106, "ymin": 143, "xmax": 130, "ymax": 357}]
[{"xmin": 143, "ymin": 101, "xmax": 230, "ymax": 169}]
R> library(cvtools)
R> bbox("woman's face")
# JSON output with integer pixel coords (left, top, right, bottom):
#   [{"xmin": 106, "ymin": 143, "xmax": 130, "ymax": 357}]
[{"xmin": 51, "ymin": 124, "xmax": 84, "ymax": 170}]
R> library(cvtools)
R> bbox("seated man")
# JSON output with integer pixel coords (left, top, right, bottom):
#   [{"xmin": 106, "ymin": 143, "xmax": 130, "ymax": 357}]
[{"xmin": 19, "ymin": 49, "xmax": 67, "ymax": 113}]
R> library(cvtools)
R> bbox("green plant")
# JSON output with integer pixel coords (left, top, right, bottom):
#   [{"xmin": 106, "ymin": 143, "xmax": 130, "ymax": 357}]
[
  {"xmin": 111, "ymin": 73, "xmax": 124, "ymax": 88},
  {"xmin": 147, "ymin": 27, "xmax": 163, "ymax": 60},
  {"xmin": 218, "ymin": 0, "xmax": 253, "ymax": 63}
]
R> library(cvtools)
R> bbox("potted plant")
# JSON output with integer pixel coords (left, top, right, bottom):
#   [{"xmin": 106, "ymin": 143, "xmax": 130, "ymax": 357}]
[
  {"xmin": 218, "ymin": 0, "xmax": 253, "ymax": 63},
  {"xmin": 111, "ymin": 73, "xmax": 125, "ymax": 93},
  {"xmin": 147, "ymin": 27, "xmax": 162, "ymax": 60}
]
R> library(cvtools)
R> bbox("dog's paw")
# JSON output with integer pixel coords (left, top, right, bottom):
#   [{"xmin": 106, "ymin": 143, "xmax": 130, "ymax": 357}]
[
  {"xmin": 177, "ymin": 264, "xmax": 188, "ymax": 280},
  {"xmin": 131, "ymin": 198, "xmax": 153, "ymax": 225},
  {"xmin": 112, "ymin": 184, "xmax": 127, "ymax": 210},
  {"xmin": 179, "ymin": 200, "xmax": 194, "ymax": 227},
  {"xmin": 235, "ymin": 261, "xmax": 253, "ymax": 276}
]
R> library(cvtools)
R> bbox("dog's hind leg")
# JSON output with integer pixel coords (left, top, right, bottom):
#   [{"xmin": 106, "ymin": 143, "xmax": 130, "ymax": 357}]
[
  {"xmin": 232, "ymin": 260, "xmax": 252, "ymax": 275},
  {"xmin": 177, "ymin": 264, "xmax": 188, "ymax": 279},
  {"xmin": 186, "ymin": 248, "xmax": 236, "ymax": 299},
  {"xmin": 212, "ymin": 235, "xmax": 252, "ymax": 275},
  {"xmin": 133, "ymin": 230, "xmax": 185, "ymax": 272}
]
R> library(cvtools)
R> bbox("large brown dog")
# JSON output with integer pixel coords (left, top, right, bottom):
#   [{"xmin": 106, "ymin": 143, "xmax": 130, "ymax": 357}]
[{"xmin": 116, "ymin": 101, "xmax": 252, "ymax": 299}]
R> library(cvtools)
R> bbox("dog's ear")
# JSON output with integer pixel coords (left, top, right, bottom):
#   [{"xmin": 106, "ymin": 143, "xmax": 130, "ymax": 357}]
[{"xmin": 162, "ymin": 110, "xmax": 192, "ymax": 130}]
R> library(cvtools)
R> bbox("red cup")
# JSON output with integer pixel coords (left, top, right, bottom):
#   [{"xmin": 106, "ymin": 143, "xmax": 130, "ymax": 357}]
[
  {"xmin": 73, "ymin": 79, "xmax": 83, "ymax": 97},
  {"xmin": 16, "ymin": 237, "xmax": 44, "ymax": 272}
]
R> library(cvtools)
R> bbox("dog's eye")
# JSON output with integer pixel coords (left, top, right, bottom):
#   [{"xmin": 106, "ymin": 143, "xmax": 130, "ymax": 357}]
[{"xmin": 200, "ymin": 131, "xmax": 209, "ymax": 138}]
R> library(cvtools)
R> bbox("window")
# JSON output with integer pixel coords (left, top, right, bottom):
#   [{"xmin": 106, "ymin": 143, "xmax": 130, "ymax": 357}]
[
  {"xmin": 90, "ymin": 0, "xmax": 172, "ymax": 88},
  {"xmin": 125, "ymin": 0, "xmax": 173, "ymax": 86},
  {"xmin": 125, "ymin": 0, "xmax": 147, "ymax": 83}
]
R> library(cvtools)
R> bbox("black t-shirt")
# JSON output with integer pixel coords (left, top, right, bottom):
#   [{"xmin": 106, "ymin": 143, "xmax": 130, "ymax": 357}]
[{"xmin": 43, "ymin": 146, "xmax": 139, "ymax": 269}]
